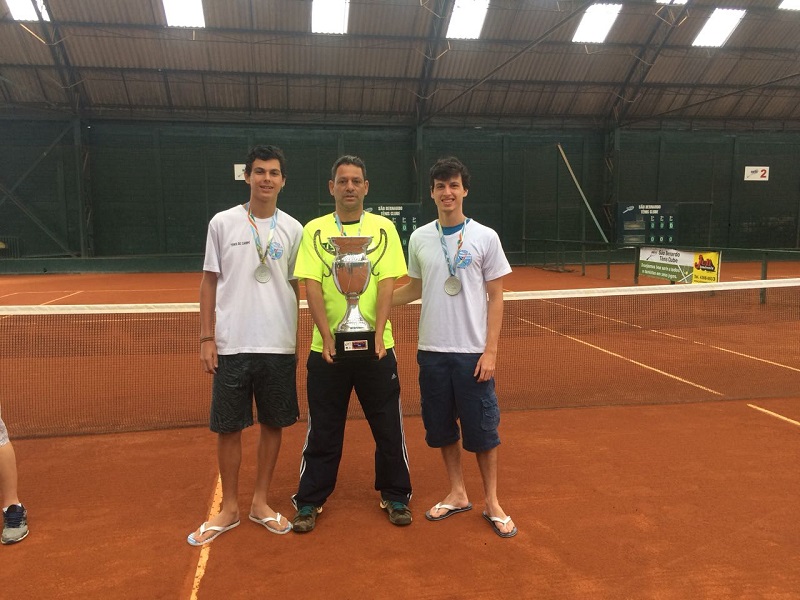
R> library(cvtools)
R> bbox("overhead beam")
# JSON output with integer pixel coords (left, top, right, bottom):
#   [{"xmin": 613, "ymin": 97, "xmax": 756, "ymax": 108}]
[
  {"xmin": 5, "ymin": 64, "xmax": 799, "ymax": 94},
  {"xmin": 420, "ymin": 0, "xmax": 597, "ymax": 125},
  {"xmin": 609, "ymin": 4, "xmax": 690, "ymax": 126},
  {"xmin": 35, "ymin": 0, "xmax": 89, "ymax": 114},
  {"xmin": 414, "ymin": 0, "xmax": 454, "ymax": 126}
]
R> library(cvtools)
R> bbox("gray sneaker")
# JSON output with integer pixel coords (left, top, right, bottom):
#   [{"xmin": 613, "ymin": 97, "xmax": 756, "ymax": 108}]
[
  {"xmin": 292, "ymin": 505, "xmax": 322, "ymax": 533},
  {"xmin": 380, "ymin": 500, "xmax": 412, "ymax": 526},
  {"xmin": 2, "ymin": 504, "xmax": 28, "ymax": 545}
]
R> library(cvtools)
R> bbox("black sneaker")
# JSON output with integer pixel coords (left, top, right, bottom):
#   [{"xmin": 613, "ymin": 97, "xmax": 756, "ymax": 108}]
[
  {"xmin": 380, "ymin": 500, "xmax": 412, "ymax": 526},
  {"xmin": 2, "ymin": 504, "xmax": 29, "ymax": 545},
  {"xmin": 292, "ymin": 505, "xmax": 322, "ymax": 533}
]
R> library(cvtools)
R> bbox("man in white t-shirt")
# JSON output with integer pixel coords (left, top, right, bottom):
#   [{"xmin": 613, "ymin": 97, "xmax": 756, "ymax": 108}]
[
  {"xmin": 188, "ymin": 145, "xmax": 304, "ymax": 545},
  {"xmin": 393, "ymin": 156, "xmax": 517, "ymax": 538}
]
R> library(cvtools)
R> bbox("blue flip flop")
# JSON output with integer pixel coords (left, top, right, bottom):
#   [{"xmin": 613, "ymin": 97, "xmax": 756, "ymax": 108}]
[{"xmin": 425, "ymin": 502, "xmax": 473, "ymax": 521}]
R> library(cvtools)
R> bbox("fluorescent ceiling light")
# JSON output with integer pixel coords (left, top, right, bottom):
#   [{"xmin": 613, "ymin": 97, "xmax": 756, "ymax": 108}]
[
  {"xmin": 163, "ymin": 0, "xmax": 206, "ymax": 28},
  {"xmin": 778, "ymin": 0, "xmax": 800, "ymax": 9},
  {"xmin": 6, "ymin": 0, "xmax": 50, "ymax": 21},
  {"xmin": 446, "ymin": 0, "xmax": 490, "ymax": 40},
  {"xmin": 572, "ymin": 4, "xmax": 622, "ymax": 44},
  {"xmin": 312, "ymin": 0, "xmax": 350, "ymax": 34},
  {"xmin": 692, "ymin": 8, "xmax": 745, "ymax": 47},
  {"xmin": 655, "ymin": 0, "xmax": 687, "ymax": 4}
]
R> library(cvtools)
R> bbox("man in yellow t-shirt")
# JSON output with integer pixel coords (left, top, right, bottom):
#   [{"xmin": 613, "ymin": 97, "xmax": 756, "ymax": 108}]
[{"xmin": 291, "ymin": 155, "xmax": 412, "ymax": 532}]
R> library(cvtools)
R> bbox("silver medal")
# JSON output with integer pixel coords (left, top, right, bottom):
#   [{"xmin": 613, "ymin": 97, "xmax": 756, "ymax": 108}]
[
  {"xmin": 254, "ymin": 264, "xmax": 271, "ymax": 283},
  {"xmin": 444, "ymin": 275, "xmax": 462, "ymax": 296}
]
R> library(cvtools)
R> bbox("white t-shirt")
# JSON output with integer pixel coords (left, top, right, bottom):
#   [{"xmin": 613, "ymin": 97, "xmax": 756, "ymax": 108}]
[
  {"xmin": 407, "ymin": 219, "xmax": 512, "ymax": 353},
  {"xmin": 203, "ymin": 204, "xmax": 303, "ymax": 354}
]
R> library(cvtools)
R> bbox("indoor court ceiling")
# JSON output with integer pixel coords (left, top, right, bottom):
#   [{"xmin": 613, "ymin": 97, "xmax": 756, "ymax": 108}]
[{"xmin": 0, "ymin": 0, "xmax": 799, "ymax": 129}]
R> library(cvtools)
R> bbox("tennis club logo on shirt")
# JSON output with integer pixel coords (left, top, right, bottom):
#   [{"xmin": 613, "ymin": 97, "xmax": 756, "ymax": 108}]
[
  {"xmin": 268, "ymin": 241, "xmax": 284, "ymax": 260},
  {"xmin": 455, "ymin": 249, "xmax": 472, "ymax": 269}
]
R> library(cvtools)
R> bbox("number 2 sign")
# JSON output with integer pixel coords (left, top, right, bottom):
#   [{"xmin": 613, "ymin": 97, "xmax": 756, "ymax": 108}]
[{"xmin": 744, "ymin": 166, "xmax": 770, "ymax": 181}]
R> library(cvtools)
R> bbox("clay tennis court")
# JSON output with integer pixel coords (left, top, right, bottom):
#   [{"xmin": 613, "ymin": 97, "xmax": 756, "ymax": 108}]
[{"xmin": 2, "ymin": 265, "xmax": 799, "ymax": 599}]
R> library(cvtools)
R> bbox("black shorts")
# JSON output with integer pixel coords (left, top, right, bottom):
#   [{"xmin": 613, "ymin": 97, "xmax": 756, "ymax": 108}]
[{"xmin": 210, "ymin": 353, "xmax": 299, "ymax": 433}]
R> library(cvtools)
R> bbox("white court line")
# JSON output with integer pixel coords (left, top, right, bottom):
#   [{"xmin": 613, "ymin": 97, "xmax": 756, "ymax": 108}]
[
  {"xmin": 648, "ymin": 331, "xmax": 800, "ymax": 373},
  {"xmin": 190, "ymin": 475, "xmax": 224, "ymax": 600},
  {"xmin": 517, "ymin": 316, "xmax": 723, "ymax": 395},
  {"xmin": 41, "ymin": 291, "xmax": 82, "ymax": 305},
  {"xmin": 694, "ymin": 343, "xmax": 800, "ymax": 373},
  {"xmin": 535, "ymin": 297, "xmax": 800, "ymax": 375},
  {"xmin": 747, "ymin": 404, "xmax": 800, "ymax": 427}
]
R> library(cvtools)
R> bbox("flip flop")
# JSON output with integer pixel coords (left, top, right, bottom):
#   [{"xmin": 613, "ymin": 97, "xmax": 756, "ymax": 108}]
[
  {"xmin": 249, "ymin": 513, "xmax": 292, "ymax": 535},
  {"xmin": 187, "ymin": 519, "xmax": 240, "ymax": 546},
  {"xmin": 425, "ymin": 502, "xmax": 473, "ymax": 521},
  {"xmin": 482, "ymin": 511, "xmax": 517, "ymax": 538}
]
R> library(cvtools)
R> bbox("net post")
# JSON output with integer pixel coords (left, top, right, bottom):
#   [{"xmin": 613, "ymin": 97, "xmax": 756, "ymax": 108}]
[{"xmin": 581, "ymin": 242, "xmax": 586, "ymax": 276}]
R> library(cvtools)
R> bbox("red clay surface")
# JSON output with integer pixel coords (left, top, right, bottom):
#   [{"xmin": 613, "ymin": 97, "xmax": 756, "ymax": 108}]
[
  {"xmin": 2, "ymin": 261, "xmax": 800, "ymax": 306},
  {"xmin": 2, "ymin": 265, "xmax": 799, "ymax": 599},
  {"xmin": 5, "ymin": 403, "xmax": 800, "ymax": 599}
]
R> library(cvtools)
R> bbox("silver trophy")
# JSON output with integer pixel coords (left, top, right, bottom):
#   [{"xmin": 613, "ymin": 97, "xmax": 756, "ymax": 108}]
[{"xmin": 313, "ymin": 230, "xmax": 387, "ymax": 360}]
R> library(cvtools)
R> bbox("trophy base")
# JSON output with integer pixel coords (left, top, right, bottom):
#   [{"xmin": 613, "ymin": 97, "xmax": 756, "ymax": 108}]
[{"xmin": 334, "ymin": 330, "xmax": 377, "ymax": 361}]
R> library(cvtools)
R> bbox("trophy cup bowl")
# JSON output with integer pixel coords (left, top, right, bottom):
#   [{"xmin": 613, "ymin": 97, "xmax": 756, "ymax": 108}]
[{"xmin": 329, "ymin": 236, "xmax": 376, "ymax": 360}]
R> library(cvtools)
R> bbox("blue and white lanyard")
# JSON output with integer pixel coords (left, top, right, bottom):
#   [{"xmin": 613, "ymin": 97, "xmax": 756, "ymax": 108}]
[
  {"xmin": 333, "ymin": 211, "xmax": 365, "ymax": 236},
  {"xmin": 436, "ymin": 219, "xmax": 469, "ymax": 277},
  {"xmin": 247, "ymin": 204, "xmax": 278, "ymax": 264}
]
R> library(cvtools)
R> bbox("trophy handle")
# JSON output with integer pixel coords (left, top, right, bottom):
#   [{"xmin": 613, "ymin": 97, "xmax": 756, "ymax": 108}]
[
  {"xmin": 367, "ymin": 228, "xmax": 388, "ymax": 276},
  {"xmin": 312, "ymin": 229, "xmax": 335, "ymax": 278}
]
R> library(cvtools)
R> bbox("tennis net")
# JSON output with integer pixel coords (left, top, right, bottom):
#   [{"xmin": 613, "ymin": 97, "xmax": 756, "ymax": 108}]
[{"xmin": 2, "ymin": 278, "xmax": 799, "ymax": 438}]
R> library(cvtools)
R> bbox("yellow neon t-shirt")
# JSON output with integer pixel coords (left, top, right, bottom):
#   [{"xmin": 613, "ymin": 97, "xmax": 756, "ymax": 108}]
[{"xmin": 294, "ymin": 211, "xmax": 407, "ymax": 352}]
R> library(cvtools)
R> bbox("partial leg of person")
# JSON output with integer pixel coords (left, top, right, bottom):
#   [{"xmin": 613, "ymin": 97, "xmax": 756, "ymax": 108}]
[
  {"xmin": 417, "ymin": 351, "xmax": 471, "ymax": 520},
  {"xmin": 476, "ymin": 447, "xmax": 516, "ymax": 536},
  {"xmin": 188, "ymin": 431, "xmax": 243, "ymax": 544},
  {"xmin": 188, "ymin": 354, "xmax": 255, "ymax": 545},
  {"xmin": 426, "ymin": 441, "xmax": 472, "ymax": 520},
  {"xmin": 250, "ymin": 424, "xmax": 290, "ymax": 533},
  {"xmin": 354, "ymin": 350, "xmax": 412, "ymax": 506},
  {"xmin": 292, "ymin": 352, "xmax": 353, "ymax": 531},
  {"xmin": 1, "ymin": 414, "xmax": 28, "ymax": 545},
  {"xmin": 250, "ymin": 354, "xmax": 297, "ymax": 534},
  {"xmin": 453, "ymin": 354, "xmax": 516, "ymax": 537},
  {"xmin": 0, "ymin": 439, "xmax": 20, "ymax": 507}
]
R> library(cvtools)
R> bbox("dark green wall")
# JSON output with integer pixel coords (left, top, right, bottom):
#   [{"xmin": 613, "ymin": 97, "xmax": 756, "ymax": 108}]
[
  {"xmin": 615, "ymin": 130, "xmax": 800, "ymax": 248},
  {"xmin": 2, "ymin": 119, "xmax": 799, "ymax": 272}
]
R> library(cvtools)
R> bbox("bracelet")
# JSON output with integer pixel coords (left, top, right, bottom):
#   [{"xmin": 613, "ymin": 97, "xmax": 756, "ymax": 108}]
[{"xmin": 200, "ymin": 336, "xmax": 215, "ymax": 344}]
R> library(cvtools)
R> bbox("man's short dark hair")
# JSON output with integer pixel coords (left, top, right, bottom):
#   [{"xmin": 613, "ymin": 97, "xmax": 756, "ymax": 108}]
[
  {"xmin": 429, "ymin": 156, "xmax": 470, "ymax": 191},
  {"xmin": 331, "ymin": 155, "xmax": 367, "ymax": 181},
  {"xmin": 245, "ymin": 145, "xmax": 287, "ymax": 176}
]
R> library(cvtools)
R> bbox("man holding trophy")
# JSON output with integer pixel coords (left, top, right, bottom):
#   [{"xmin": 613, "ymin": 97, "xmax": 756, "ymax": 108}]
[{"xmin": 291, "ymin": 156, "xmax": 412, "ymax": 532}]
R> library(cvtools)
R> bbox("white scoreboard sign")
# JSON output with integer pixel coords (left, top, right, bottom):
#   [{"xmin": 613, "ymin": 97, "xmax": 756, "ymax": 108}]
[{"xmin": 744, "ymin": 166, "xmax": 769, "ymax": 181}]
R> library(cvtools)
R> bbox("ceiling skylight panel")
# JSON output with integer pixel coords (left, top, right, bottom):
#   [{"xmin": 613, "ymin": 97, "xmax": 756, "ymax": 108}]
[
  {"xmin": 692, "ymin": 8, "xmax": 745, "ymax": 47},
  {"xmin": 163, "ymin": 0, "xmax": 206, "ymax": 28},
  {"xmin": 6, "ymin": 0, "xmax": 50, "ymax": 21},
  {"xmin": 778, "ymin": 0, "xmax": 800, "ymax": 9},
  {"xmin": 572, "ymin": 4, "xmax": 622, "ymax": 44},
  {"xmin": 312, "ymin": 0, "xmax": 350, "ymax": 34},
  {"xmin": 446, "ymin": 0, "xmax": 490, "ymax": 40}
]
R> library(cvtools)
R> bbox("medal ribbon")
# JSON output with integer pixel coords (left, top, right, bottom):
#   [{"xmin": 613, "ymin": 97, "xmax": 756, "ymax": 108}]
[
  {"xmin": 333, "ymin": 211, "xmax": 365, "ymax": 237},
  {"xmin": 247, "ymin": 204, "xmax": 278, "ymax": 265},
  {"xmin": 436, "ymin": 219, "xmax": 469, "ymax": 277}
]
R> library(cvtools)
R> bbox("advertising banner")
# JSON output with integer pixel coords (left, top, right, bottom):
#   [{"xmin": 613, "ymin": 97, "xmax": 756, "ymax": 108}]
[{"xmin": 639, "ymin": 247, "xmax": 721, "ymax": 283}]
